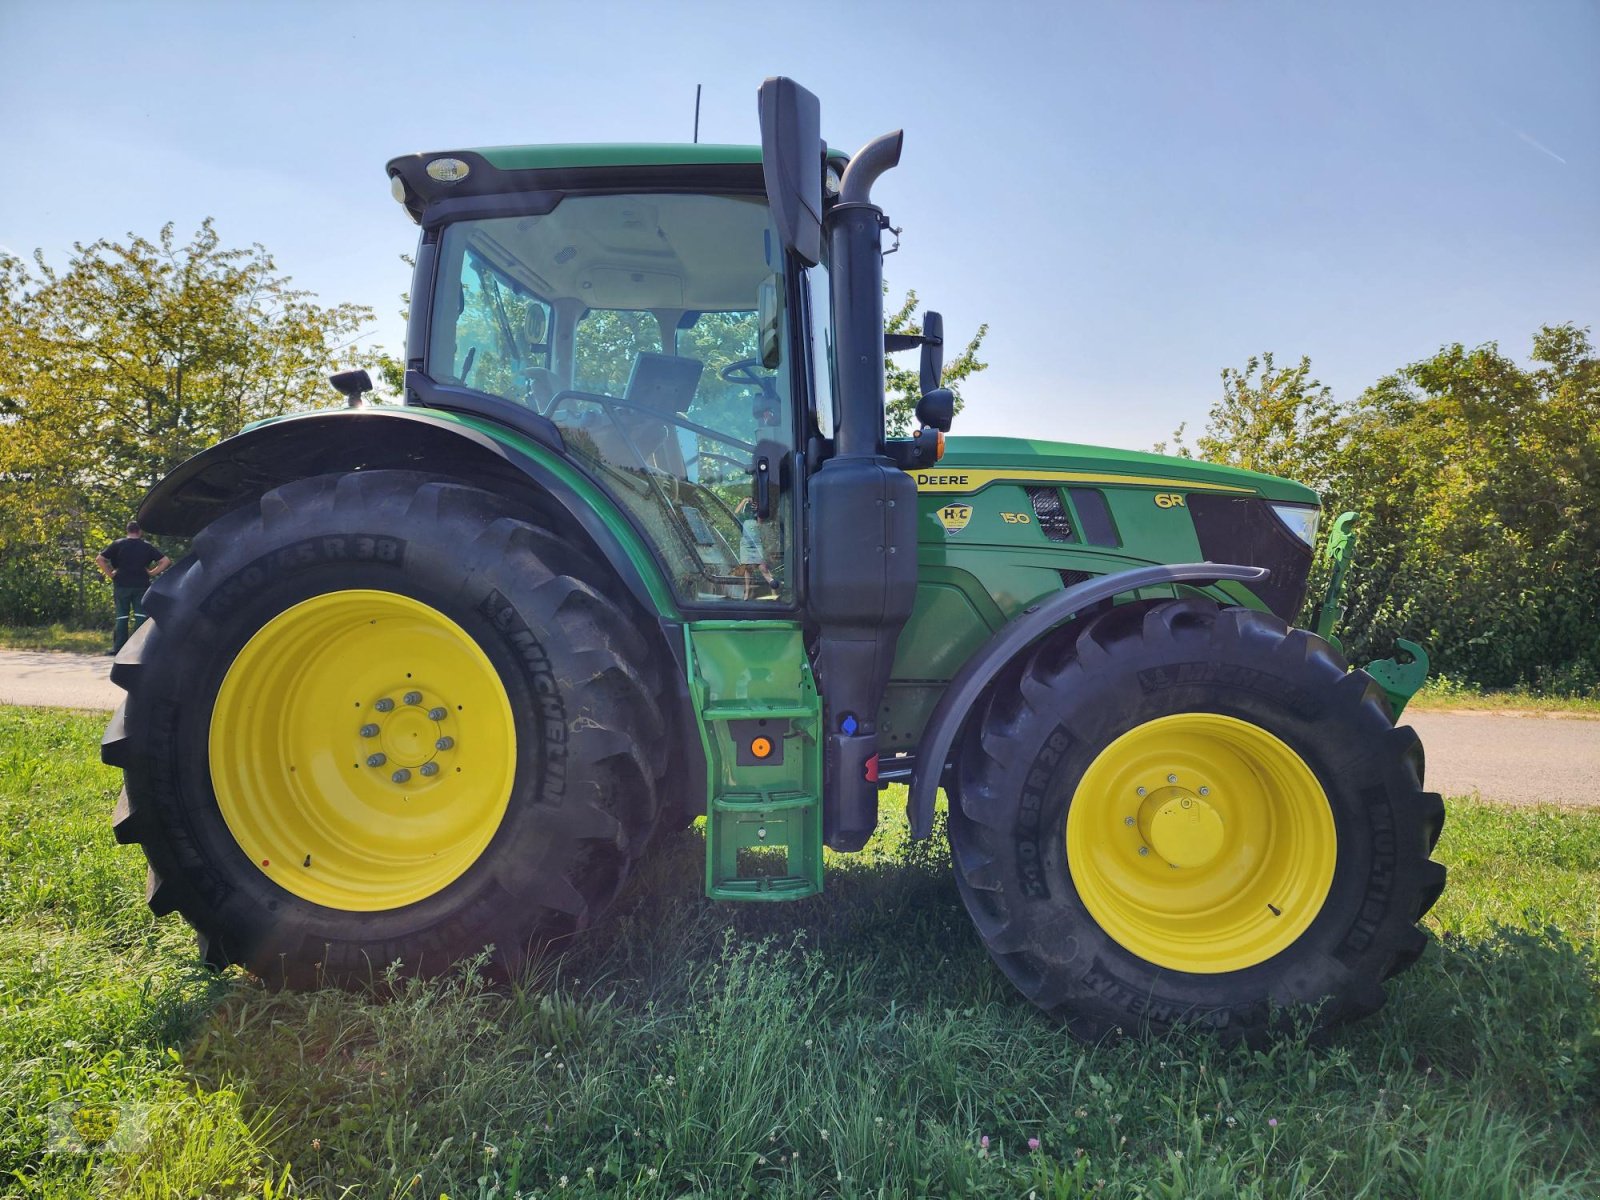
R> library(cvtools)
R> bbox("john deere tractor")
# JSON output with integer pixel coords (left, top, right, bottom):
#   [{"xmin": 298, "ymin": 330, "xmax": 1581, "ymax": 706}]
[{"xmin": 102, "ymin": 79, "xmax": 1443, "ymax": 1039}]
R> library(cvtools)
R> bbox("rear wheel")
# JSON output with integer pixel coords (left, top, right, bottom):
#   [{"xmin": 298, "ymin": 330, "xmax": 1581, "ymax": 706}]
[
  {"xmin": 103, "ymin": 470, "xmax": 666, "ymax": 985},
  {"xmin": 949, "ymin": 598, "xmax": 1445, "ymax": 1040}
]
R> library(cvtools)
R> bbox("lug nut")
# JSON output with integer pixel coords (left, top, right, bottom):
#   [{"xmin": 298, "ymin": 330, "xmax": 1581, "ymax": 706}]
[
  {"xmin": 1167, "ymin": 774, "xmax": 1178, "ymax": 783},
  {"xmin": 419, "ymin": 762, "xmax": 439, "ymax": 777},
  {"xmin": 1199, "ymin": 786, "xmax": 1210, "ymax": 796},
  {"xmin": 427, "ymin": 707, "xmax": 447, "ymax": 721},
  {"xmin": 403, "ymin": 691, "xmax": 423, "ymax": 706},
  {"xmin": 435, "ymin": 736, "xmax": 454, "ymax": 751},
  {"xmin": 366, "ymin": 753, "xmax": 387, "ymax": 767},
  {"xmin": 374, "ymin": 698, "xmax": 395, "ymax": 713},
  {"xmin": 1138, "ymin": 846, "xmax": 1150, "ymax": 856},
  {"xmin": 1136, "ymin": 787, "xmax": 1147, "ymax": 797},
  {"xmin": 359, "ymin": 724, "xmax": 379, "ymax": 738},
  {"xmin": 391, "ymin": 768, "xmax": 411, "ymax": 783},
  {"xmin": 1124, "ymin": 816, "xmax": 1136, "ymax": 826}
]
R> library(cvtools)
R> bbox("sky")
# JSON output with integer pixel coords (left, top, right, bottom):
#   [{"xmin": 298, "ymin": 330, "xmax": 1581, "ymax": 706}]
[{"xmin": 1, "ymin": 0, "xmax": 1596, "ymax": 451}]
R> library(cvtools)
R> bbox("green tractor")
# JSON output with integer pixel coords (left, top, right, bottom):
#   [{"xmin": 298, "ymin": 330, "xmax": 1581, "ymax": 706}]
[{"xmin": 102, "ymin": 78, "xmax": 1443, "ymax": 1039}]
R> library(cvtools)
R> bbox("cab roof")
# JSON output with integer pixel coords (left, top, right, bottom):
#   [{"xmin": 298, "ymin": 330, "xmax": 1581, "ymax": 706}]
[{"xmin": 386, "ymin": 144, "xmax": 769, "ymax": 224}]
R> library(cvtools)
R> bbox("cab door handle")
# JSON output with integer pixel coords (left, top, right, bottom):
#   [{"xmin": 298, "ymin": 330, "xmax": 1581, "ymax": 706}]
[{"xmin": 752, "ymin": 455, "xmax": 773, "ymax": 520}]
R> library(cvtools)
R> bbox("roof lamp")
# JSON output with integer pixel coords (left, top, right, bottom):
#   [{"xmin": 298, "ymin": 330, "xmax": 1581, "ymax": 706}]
[{"xmin": 426, "ymin": 157, "xmax": 471, "ymax": 184}]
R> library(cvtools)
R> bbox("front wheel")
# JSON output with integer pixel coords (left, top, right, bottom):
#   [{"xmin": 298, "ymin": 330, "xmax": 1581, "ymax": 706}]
[
  {"xmin": 949, "ymin": 598, "xmax": 1445, "ymax": 1040},
  {"xmin": 104, "ymin": 470, "xmax": 667, "ymax": 986}
]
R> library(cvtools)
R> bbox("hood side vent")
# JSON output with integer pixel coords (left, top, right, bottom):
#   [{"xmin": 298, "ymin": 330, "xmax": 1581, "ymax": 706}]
[{"xmin": 1027, "ymin": 487, "xmax": 1077, "ymax": 543}]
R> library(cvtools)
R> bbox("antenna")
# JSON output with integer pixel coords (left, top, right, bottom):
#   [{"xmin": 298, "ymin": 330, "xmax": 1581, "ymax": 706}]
[{"xmin": 693, "ymin": 84, "xmax": 702, "ymax": 143}]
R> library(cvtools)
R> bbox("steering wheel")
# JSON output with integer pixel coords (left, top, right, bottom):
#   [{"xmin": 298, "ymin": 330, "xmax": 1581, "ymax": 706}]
[
  {"xmin": 719, "ymin": 359, "xmax": 782, "ymax": 427},
  {"xmin": 719, "ymin": 358, "xmax": 771, "ymax": 387}
]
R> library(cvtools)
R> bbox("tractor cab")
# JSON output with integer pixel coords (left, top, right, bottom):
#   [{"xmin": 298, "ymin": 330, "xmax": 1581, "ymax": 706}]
[{"xmin": 407, "ymin": 185, "xmax": 799, "ymax": 605}]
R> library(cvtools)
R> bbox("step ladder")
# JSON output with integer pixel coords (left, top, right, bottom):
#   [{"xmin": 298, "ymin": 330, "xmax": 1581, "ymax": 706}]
[{"xmin": 683, "ymin": 620, "xmax": 823, "ymax": 900}]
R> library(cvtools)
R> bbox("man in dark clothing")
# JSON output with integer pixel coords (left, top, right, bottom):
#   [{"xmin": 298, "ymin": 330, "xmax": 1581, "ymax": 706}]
[{"xmin": 95, "ymin": 522, "xmax": 171, "ymax": 652}]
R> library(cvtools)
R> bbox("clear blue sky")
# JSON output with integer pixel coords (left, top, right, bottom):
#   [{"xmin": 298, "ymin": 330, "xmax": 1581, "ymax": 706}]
[{"xmin": 2, "ymin": 0, "xmax": 1595, "ymax": 450}]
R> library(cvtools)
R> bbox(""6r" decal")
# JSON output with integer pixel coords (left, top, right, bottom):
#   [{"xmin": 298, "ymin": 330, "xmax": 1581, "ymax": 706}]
[{"xmin": 1154, "ymin": 492, "xmax": 1187, "ymax": 509}]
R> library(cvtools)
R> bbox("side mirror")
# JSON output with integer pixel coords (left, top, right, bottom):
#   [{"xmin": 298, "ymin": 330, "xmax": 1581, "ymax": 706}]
[
  {"xmin": 915, "ymin": 388, "xmax": 955, "ymax": 433},
  {"xmin": 919, "ymin": 311, "xmax": 944, "ymax": 395},
  {"xmin": 757, "ymin": 77, "xmax": 823, "ymax": 267},
  {"xmin": 758, "ymin": 275, "xmax": 784, "ymax": 369},
  {"xmin": 330, "ymin": 368, "xmax": 374, "ymax": 408}
]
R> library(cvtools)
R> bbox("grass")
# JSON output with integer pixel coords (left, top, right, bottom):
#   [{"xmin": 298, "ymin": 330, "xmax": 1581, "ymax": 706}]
[
  {"xmin": 1408, "ymin": 677, "xmax": 1600, "ymax": 716},
  {"xmin": 1, "ymin": 704, "xmax": 1597, "ymax": 1197},
  {"xmin": 0, "ymin": 624, "xmax": 110, "ymax": 655}
]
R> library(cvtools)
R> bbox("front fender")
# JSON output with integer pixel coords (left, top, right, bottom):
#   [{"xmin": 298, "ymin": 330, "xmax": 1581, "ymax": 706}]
[{"xmin": 905, "ymin": 562, "xmax": 1270, "ymax": 839}]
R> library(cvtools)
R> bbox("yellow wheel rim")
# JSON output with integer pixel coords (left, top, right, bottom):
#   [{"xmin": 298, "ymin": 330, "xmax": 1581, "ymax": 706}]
[
  {"xmin": 1065, "ymin": 713, "xmax": 1336, "ymax": 974},
  {"xmin": 209, "ymin": 590, "xmax": 517, "ymax": 911}
]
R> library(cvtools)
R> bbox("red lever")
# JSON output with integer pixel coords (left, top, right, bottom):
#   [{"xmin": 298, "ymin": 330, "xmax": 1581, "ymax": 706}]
[{"xmin": 864, "ymin": 755, "xmax": 879, "ymax": 782}]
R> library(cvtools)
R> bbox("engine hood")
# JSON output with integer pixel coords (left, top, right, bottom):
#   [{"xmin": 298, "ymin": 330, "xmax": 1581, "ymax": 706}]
[{"xmin": 930, "ymin": 435, "xmax": 1319, "ymax": 507}]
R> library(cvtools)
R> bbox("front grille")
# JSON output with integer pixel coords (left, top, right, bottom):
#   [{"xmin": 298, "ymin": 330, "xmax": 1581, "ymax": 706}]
[{"xmin": 1186, "ymin": 495, "xmax": 1314, "ymax": 621}]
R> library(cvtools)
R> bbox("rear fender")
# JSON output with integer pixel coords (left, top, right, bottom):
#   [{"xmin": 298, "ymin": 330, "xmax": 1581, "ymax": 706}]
[
  {"xmin": 905, "ymin": 563, "xmax": 1270, "ymax": 839},
  {"xmin": 139, "ymin": 406, "xmax": 677, "ymax": 617}
]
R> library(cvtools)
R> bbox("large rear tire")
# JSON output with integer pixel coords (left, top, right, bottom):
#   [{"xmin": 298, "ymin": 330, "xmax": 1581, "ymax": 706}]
[
  {"xmin": 949, "ymin": 598, "xmax": 1445, "ymax": 1040},
  {"xmin": 103, "ymin": 470, "xmax": 666, "ymax": 986}
]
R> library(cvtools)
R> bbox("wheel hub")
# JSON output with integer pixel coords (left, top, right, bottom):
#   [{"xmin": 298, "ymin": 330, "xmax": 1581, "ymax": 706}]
[
  {"xmin": 364, "ymin": 689, "xmax": 456, "ymax": 781},
  {"xmin": 1142, "ymin": 788, "xmax": 1225, "ymax": 869}
]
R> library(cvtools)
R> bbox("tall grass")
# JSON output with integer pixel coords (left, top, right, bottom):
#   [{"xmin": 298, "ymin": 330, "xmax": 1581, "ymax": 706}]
[{"xmin": 1, "ymin": 705, "xmax": 1596, "ymax": 1197}]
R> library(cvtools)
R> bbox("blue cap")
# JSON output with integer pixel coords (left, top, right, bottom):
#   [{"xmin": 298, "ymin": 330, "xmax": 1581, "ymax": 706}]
[{"xmin": 840, "ymin": 713, "xmax": 859, "ymax": 736}]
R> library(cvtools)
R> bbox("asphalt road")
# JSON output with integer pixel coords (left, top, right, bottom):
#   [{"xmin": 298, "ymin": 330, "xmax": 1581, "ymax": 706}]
[
  {"xmin": 0, "ymin": 647, "xmax": 122, "ymax": 711},
  {"xmin": 1, "ymin": 647, "xmax": 1595, "ymax": 808}
]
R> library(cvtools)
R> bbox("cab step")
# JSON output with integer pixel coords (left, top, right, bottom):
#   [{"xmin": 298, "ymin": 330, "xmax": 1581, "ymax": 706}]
[{"xmin": 684, "ymin": 621, "xmax": 823, "ymax": 901}]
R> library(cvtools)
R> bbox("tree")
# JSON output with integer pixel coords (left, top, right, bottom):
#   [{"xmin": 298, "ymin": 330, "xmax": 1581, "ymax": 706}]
[
  {"xmin": 1181, "ymin": 325, "xmax": 1600, "ymax": 692},
  {"xmin": 884, "ymin": 289, "xmax": 988, "ymax": 437},
  {"xmin": 0, "ymin": 220, "xmax": 373, "ymax": 622}
]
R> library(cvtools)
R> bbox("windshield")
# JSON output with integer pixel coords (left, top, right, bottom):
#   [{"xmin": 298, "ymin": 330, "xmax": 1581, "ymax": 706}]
[{"xmin": 427, "ymin": 193, "xmax": 795, "ymax": 605}]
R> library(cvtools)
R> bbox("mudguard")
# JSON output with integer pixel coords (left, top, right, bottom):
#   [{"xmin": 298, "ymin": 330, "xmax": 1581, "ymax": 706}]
[
  {"xmin": 905, "ymin": 562, "xmax": 1270, "ymax": 839},
  {"xmin": 137, "ymin": 406, "xmax": 677, "ymax": 618}
]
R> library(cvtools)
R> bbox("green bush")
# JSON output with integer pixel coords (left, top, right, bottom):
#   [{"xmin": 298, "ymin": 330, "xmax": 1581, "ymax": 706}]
[
  {"xmin": 0, "ymin": 548, "xmax": 105, "ymax": 627},
  {"xmin": 1184, "ymin": 326, "xmax": 1600, "ymax": 694}
]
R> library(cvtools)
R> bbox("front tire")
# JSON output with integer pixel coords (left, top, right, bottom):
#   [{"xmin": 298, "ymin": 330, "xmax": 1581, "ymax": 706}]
[
  {"xmin": 949, "ymin": 598, "xmax": 1445, "ymax": 1040},
  {"xmin": 103, "ymin": 470, "xmax": 666, "ymax": 986}
]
